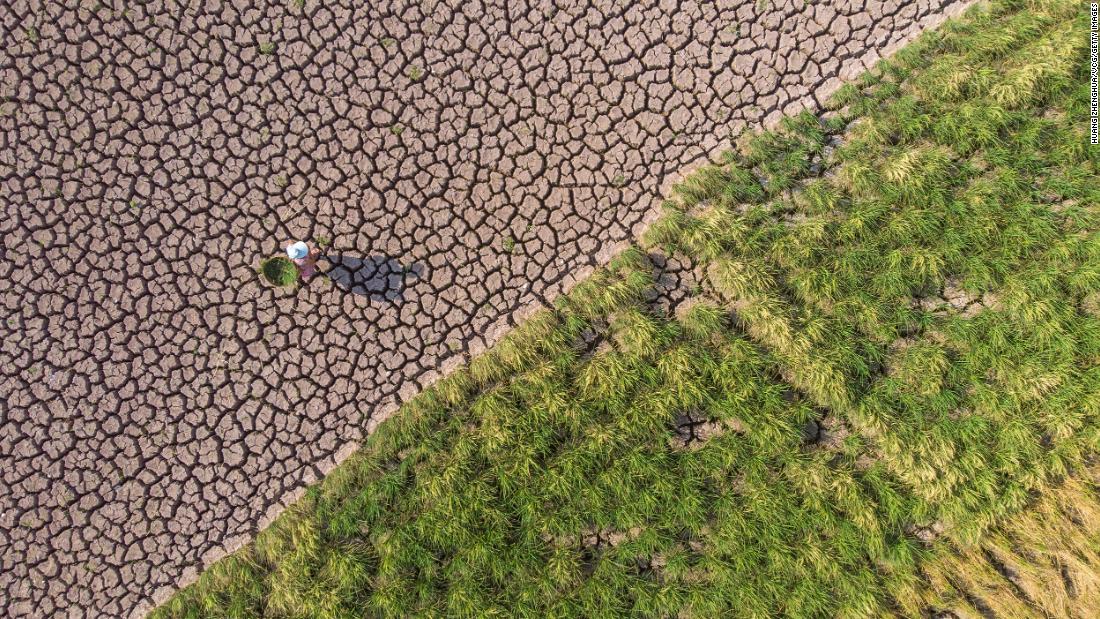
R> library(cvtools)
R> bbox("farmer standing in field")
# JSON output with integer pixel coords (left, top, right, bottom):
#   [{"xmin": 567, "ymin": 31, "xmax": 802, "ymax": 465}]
[{"xmin": 286, "ymin": 240, "xmax": 321, "ymax": 280}]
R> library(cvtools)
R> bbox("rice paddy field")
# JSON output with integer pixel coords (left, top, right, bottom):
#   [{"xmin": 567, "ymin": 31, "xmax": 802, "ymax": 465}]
[{"xmin": 155, "ymin": 0, "xmax": 1100, "ymax": 616}]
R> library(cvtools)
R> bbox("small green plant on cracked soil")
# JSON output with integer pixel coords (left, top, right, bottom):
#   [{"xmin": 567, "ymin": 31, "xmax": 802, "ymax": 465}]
[
  {"xmin": 259, "ymin": 256, "xmax": 298, "ymax": 287},
  {"xmin": 156, "ymin": 1, "xmax": 1100, "ymax": 617}
]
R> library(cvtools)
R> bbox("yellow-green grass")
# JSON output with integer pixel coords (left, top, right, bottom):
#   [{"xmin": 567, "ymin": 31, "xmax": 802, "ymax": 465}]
[
  {"xmin": 156, "ymin": 1, "xmax": 1100, "ymax": 617},
  {"xmin": 902, "ymin": 467, "xmax": 1100, "ymax": 618}
]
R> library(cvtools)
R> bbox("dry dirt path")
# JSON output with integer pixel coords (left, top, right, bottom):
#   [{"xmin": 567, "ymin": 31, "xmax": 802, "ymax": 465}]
[{"xmin": 1, "ymin": 0, "xmax": 969, "ymax": 615}]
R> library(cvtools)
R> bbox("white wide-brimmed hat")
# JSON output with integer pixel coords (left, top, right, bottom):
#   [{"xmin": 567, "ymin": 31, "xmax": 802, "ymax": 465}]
[{"xmin": 286, "ymin": 241, "xmax": 309, "ymax": 260}]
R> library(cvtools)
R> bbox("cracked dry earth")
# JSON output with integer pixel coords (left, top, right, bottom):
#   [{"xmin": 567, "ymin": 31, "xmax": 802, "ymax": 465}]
[{"xmin": 2, "ymin": 0, "xmax": 971, "ymax": 616}]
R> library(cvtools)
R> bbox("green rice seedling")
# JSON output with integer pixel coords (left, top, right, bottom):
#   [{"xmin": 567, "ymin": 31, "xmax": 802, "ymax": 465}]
[
  {"xmin": 709, "ymin": 258, "xmax": 857, "ymax": 410},
  {"xmin": 677, "ymin": 302, "xmax": 727, "ymax": 342},
  {"xmin": 466, "ymin": 261, "xmax": 650, "ymax": 388},
  {"xmin": 683, "ymin": 205, "xmax": 762, "ymax": 261},
  {"xmin": 786, "ymin": 265, "xmax": 840, "ymax": 313},
  {"xmin": 835, "ymin": 161, "xmax": 880, "ymax": 200},
  {"xmin": 259, "ymin": 256, "xmax": 298, "ymax": 286},
  {"xmin": 559, "ymin": 248, "xmax": 653, "ymax": 320},
  {"xmin": 794, "ymin": 179, "xmax": 843, "ymax": 216},
  {"xmin": 768, "ymin": 214, "xmax": 828, "ymax": 271},
  {"xmin": 577, "ymin": 348, "xmax": 646, "ymax": 412},
  {"xmin": 931, "ymin": 101, "xmax": 1014, "ymax": 153},
  {"xmin": 738, "ymin": 112, "xmax": 827, "ymax": 195},
  {"xmin": 718, "ymin": 163, "xmax": 765, "ymax": 204},
  {"xmin": 432, "ymin": 368, "xmax": 474, "ymax": 407},
  {"xmin": 826, "ymin": 83, "xmax": 860, "ymax": 111},
  {"xmin": 607, "ymin": 308, "xmax": 669, "ymax": 360},
  {"xmin": 640, "ymin": 204, "xmax": 693, "ymax": 252},
  {"xmin": 988, "ymin": 23, "xmax": 1082, "ymax": 109},
  {"xmin": 708, "ymin": 257, "xmax": 775, "ymax": 305},
  {"xmin": 672, "ymin": 165, "xmax": 735, "ymax": 209},
  {"xmin": 878, "ymin": 144, "xmax": 956, "ymax": 208}
]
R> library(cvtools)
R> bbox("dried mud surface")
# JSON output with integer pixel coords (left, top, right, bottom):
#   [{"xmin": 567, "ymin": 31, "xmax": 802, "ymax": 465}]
[{"xmin": 1, "ymin": 0, "xmax": 969, "ymax": 615}]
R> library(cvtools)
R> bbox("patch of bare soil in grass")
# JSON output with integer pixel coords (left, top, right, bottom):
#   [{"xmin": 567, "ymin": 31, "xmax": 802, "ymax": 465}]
[
  {"xmin": 669, "ymin": 410, "xmax": 744, "ymax": 450},
  {"xmin": 915, "ymin": 277, "xmax": 1002, "ymax": 317}
]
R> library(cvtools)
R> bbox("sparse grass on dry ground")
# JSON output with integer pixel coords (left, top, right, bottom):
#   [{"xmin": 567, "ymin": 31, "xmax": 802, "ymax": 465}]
[{"xmin": 155, "ymin": 1, "xmax": 1099, "ymax": 616}]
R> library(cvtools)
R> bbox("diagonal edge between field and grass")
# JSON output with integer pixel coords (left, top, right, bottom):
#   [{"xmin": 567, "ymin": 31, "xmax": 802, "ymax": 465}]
[{"xmin": 154, "ymin": 1, "xmax": 1100, "ymax": 617}]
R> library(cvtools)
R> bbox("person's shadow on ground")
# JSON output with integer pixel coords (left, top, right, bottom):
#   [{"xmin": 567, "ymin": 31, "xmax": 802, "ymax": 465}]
[{"xmin": 322, "ymin": 255, "xmax": 424, "ymax": 302}]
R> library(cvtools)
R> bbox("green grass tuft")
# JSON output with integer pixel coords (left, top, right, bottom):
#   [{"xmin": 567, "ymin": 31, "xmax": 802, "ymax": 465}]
[{"xmin": 259, "ymin": 256, "xmax": 298, "ymax": 286}]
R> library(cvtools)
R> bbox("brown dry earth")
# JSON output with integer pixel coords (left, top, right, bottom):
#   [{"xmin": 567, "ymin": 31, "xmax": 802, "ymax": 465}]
[{"xmin": 1, "ymin": 0, "xmax": 970, "ymax": 616}]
